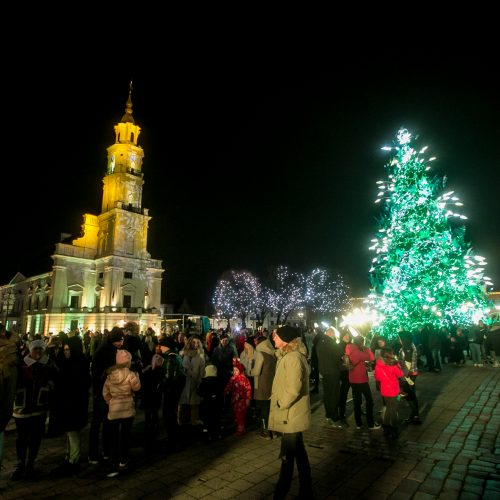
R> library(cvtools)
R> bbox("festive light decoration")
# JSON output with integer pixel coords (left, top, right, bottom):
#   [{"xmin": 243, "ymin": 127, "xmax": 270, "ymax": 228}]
[
  {"xmin": 213, "ymin": 270, "xmax": 262, "ymax": 328},
  {"xmin": 366, "ymin": 128, "xmax": 492, "ymax": 339},
  {"xmin": 213, "ymin": 265, "xmax": 350, "ymax": 327},
  {"xmin": 303, "ymin": 268, "xmax": 350, "ymax": 314}
]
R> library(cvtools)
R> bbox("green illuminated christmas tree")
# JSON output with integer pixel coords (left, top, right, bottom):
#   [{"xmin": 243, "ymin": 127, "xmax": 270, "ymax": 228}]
[{"xmin": 367, "ymin": 128, "xmax": 492, "ymax": 339}]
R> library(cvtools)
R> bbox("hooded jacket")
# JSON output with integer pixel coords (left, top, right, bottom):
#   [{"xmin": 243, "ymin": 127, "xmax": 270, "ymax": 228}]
[
  {"xmin": 102, "ymin": 362, "xmax": 141, "ymax": 420},
  {"xmin": 374, "ymin": 357, "xmax": 404, "ymax": 397},
  {"xmin": 268, "ymin": 338, "xmax": 311, "ymax": 433},
  {"xmin": 13, "ymin": 351, "xmax": 58, "ymax": 418},
  {"xmin": 249, "ymin": 338, "xmax": 276, "ymax": 399}
]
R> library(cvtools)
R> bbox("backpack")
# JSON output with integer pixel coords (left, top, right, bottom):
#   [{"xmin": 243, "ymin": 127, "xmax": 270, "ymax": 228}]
[{"xmin": 165, "ymin": 352, "xmax": 186, "ymax": 389}]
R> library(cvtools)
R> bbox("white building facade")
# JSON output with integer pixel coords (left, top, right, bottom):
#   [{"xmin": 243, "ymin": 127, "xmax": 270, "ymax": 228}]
[{"xmin": 0, "ymin": 86, "xmax": 164, "ymax": 335}]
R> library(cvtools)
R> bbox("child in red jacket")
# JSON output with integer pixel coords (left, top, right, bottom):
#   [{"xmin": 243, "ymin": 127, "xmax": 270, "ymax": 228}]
[
  {"xmin": 224, "ymin": 359, "xmax": 252, "ymax": 436},
  {"xmin": 374, "ymin": 347, "xmax": 404, "ymax": 439}
]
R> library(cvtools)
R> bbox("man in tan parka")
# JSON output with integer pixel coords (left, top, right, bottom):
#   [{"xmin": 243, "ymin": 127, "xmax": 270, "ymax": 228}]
[{"xmin": 268, "ymin": 325, "xmax": 313, "ymax": 499}]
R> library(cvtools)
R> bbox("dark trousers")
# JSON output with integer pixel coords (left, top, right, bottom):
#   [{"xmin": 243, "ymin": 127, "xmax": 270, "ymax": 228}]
[
  {"xmin": 322, "ymin": 372, "xmax": 341, "ymax": 421},
  {"xmin": 14, "ymin": 413, "xmax": 46, "ymax": 466},
  {"xmin": 274, "ymin": 432, "xmax": 312, "ymax": 499},
  {"xmin": 382, "ymin": 396, "xmax": 399, "ymax": 429},
  {"xmin": 162, "ymin": 388, "xmax": 182, "ymax": 444},
  {"xmin": 88, "ymin": 392, "xmax": 112, "ymax": 459},
  {"xmin": 338, "ymin": 370, "xmax": 350, "ymax": 419},
  {"xmin": 108, "ymin": 417, "xmax": 134, "ymax": 468},
  {"xmin": 351, "ymin": 382, "xmax": 375, "ymax": 427},
  {"xmin": 201, "ymin": 400, "xmax": 222, "ymax": 439},
  {"xmin": 256, "ymin": 399, "xmax": 271, "ymax": 429},
  {"xmin": 402, "ymin": 375, "xmax": 419, "ymax": 419}
]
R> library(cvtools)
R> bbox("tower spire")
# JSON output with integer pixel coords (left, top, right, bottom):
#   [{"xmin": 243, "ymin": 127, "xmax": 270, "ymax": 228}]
[{"xmin": 121, "ymin": 81, "xmax": 135, "ymax": 124}]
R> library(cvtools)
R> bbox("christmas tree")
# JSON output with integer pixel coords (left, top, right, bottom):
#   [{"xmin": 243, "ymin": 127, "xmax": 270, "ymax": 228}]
[{"xmin": 366, "ymin": 128, "xmax": 492, "ymax": 339}]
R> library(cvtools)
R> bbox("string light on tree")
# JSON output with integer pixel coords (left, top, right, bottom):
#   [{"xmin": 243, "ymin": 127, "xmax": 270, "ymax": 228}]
[{"xmin": 366, "ymin": 128, "xmax": 493, "ymax": 339}]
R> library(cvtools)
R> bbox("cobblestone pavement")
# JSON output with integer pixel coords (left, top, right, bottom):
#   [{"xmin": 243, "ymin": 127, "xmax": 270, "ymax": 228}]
[{"xmin": 0, "ymin": 362, "xmax": 499, "ymax": 499}]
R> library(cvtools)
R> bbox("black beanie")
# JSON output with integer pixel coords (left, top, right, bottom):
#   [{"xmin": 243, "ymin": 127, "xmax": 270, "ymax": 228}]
[
  {"xmin": 276, "ymin": 325, "xmax": 300, "ymax": 343},
  {"xmin": 159, "ymin": 336, "xmax": 177, "ymax": 350},
  {"xmin": 108, "ymin": 328, "xmax": 124, "ymax": 344}
]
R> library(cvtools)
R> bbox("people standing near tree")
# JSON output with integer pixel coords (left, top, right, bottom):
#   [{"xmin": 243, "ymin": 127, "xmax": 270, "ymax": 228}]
[
  {"xmin": 102, "ymin": 349, "xmax": 141, "ymax": 478},
  {"xmin": 316, "ymin": 327, "xmax": 345, "ymax": 428},
  {"xmin": 470, "ymin": 320, "xmax": 486, "ymax": 367},
  {"xmin": 249, "ymin": 335, "xmax": 276, "ymax": 439},
  {"xmin": 345, "ymin": 335, "xmax": 380, "ymax": 430},
  {"xmin": 338, "ymin": 329, "xmax": 352, "ymax": 426},
  {"xmin": 397, "ymin": 331, "xmax": 422, "ymax": 425},
  {"xmin": 485, "ymin": 323, "xmax": 500, "ymax": 367},
  {"xmin": 374, "ymin": 347, "xmax": 404, "ymax": 439},
  {"xmin": 268, "ymin": 325, "xmax": 313, "ymax": 499},
  {"xmin": 11, "ymin": 339, "xmax": 58, "ymax": 480}
]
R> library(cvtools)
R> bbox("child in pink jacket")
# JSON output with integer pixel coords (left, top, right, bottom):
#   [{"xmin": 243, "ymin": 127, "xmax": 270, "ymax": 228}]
[{"xmin": 374, "ymin": 347, "xmax": 404, "ymax": 439}]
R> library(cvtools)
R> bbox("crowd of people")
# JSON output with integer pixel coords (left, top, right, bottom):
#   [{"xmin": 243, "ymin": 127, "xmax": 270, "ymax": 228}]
[{"xmin": 0, "ymin": 318, "xmax": 499, "ymax": 499}]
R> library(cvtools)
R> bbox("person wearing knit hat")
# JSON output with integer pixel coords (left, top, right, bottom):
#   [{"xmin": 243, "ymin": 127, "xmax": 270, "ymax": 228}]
[
  {"xmin": 275, "ymin": 325, "xmax": 300, "ymax": 344},
  {"xmin": 29, "ymin": 339, "xmax": 47, "ymax": 352},
  {"xmin": 203, "ymin": 364, "xmax": 218, "ymax": 378},
  {"xmin": 232, "ymin": 358, "xmax": 245, "ymax": 374},
  {"xmin": 11, "ymin": 335, "xmax": 58, "ymax": 480},
  {"xmin": 268, "ymin": 324, "xmax": 312, "ymax": 498},
  {"xmin": 224, "ymin": 358, "xmax": 252, "ymax": 436},
  {"xmin": 158, "ymin": 336, "xmax": 177, "ymax": 351},
  {"xmin": 159, "ymin": 335, "xmax": 186, "ymax": 451},
  {"xmin": 88, "ymin": 327, "xmax": 124, "ymax": 465},
  {"xmin": 103, "ymin": 349, "xmax": 141, "ymax": 477},
  {"xmin": 108, "ymin": 328, "xmax": 124, "ymax": 345},
  {"xmin": 197, "ymin": 364, "xmax": 224, "ymax": 441}
]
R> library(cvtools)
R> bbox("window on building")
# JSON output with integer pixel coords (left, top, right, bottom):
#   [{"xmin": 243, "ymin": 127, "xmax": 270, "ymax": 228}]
[
  {"xmin": 124, "ymin": 272, "xmax": 133, "ymax": 279},
  {"xmin": 99, "ymin": 272, "xmax": 104, "ymax": 279},
  {"xmin": 123, "ymin": 295, "xmax": 132, "ymax": 308},
  {"xmin": 70, "ymin": 295, "xmax": 79, "ymax": 309}
]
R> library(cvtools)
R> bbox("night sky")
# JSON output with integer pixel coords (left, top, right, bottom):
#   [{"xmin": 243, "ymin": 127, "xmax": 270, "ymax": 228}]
[{"xmin": 3, "ymin": 61, "xmax": 499, "ymax": 313}]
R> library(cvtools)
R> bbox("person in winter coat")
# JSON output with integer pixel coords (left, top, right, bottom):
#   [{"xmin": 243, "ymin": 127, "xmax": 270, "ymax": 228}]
[
  {"xmin": 249, "ymin": 336, "xmax": 276, "ymax": 439},
  {"xmin": 140, "ymin": 349, "xmax": 164, "ymax": 451},
  {"xmin": 397, "ymin": 331, "xmax": 422, "ymax": 424},
  {"xmin": 88, "ymin": 327, "xmax": 124, "ymax": 464},
  {"xmin": 224, "ymin": 358, "xmax": 252, "ymax": 436},
  {"xmin": 179, "ymin": 336, "xmax": 205, "ymax": 426},
  {"xmin": 11, "ymin": 339, "xmax": 58, "ymax": 480},
  {"xmin": 338, "ymin": 329, "xmax": 352, "ymax": 426},
  {"xmin": 211, "ymin": 333, "xmax": 237, "ymax": 387},
  {"xmin": 345, "ymin": 335, "xmax": 380, "ymax": 430},
  {"xmin": 197, "ymin": 364, "xmax": 224, "ymax": 441},
  {"xmin": 268, "ymin": 325, "xmax": 312, "ymax": 500},
  {"xmin": 51, "ymin": 343, "xmax": 91, "ymax": 474},
  {"xmin": 374, "ymin": 347, "xmax": 404, "ymax": 438},
  {"xmin": 158, "ymin": 336, "xmax": 186, "ymax": 449},
  {"xmin": 102, "ymin": 349, "xmax": 141, "ymax": 478},
  {"xmin": 0, "ymin": 329, "xmax": 20, "ymax": 472},
  {"xmin": 316, "ymin": 327, "xmax": 345, "ymax": 428}
]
